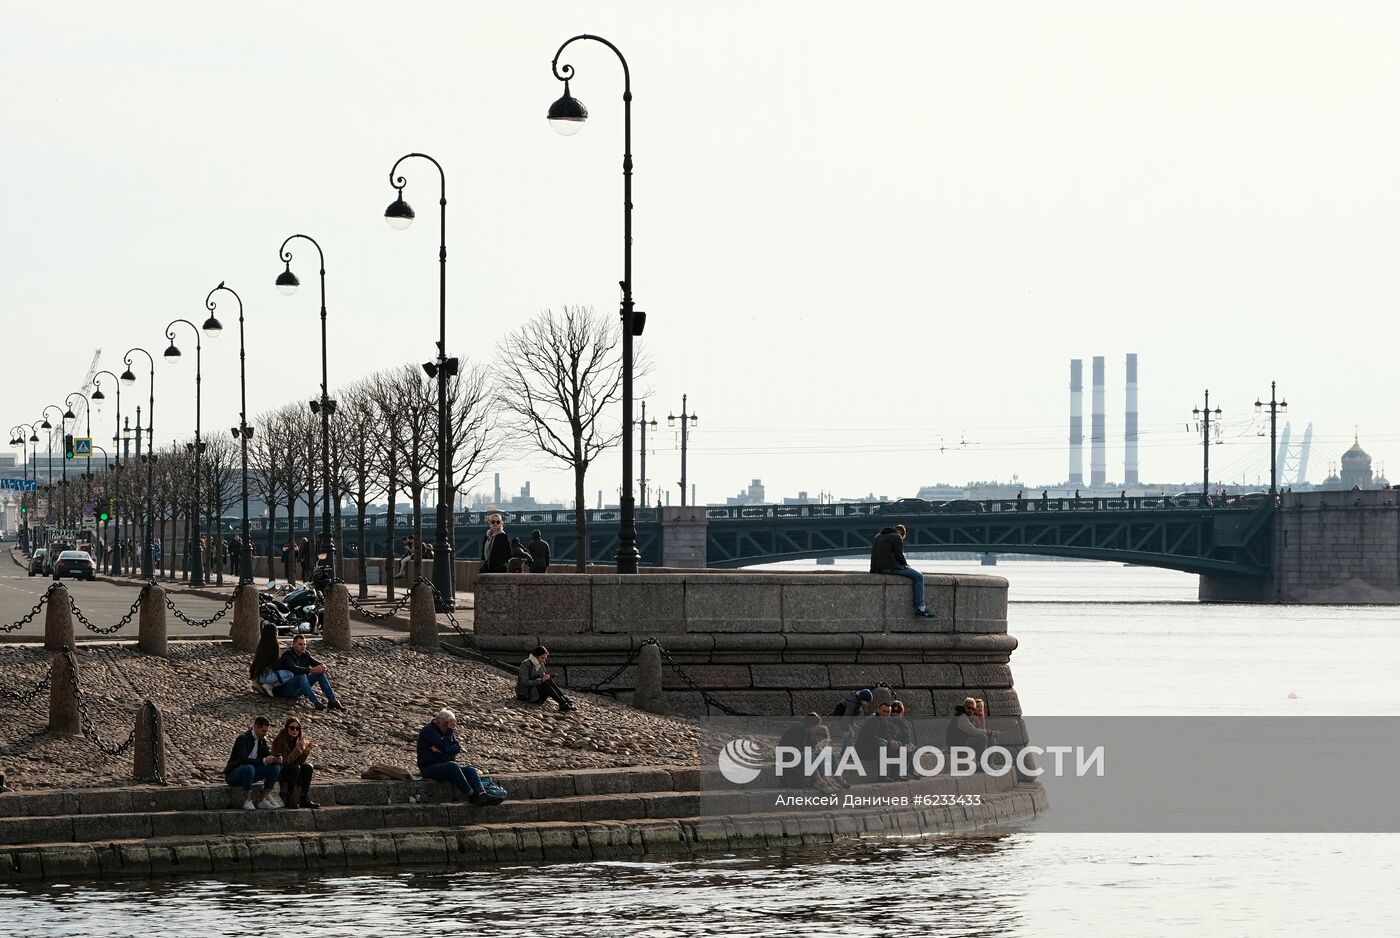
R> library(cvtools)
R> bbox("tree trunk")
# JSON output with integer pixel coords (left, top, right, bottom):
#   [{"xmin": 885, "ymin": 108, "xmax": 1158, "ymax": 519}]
[
  {"xmin": 355, "ymin": 498, "xmax": 368, "ymax": 600},
  {"xmin": 265, "ymin": 500, "xmax": 278, "ymax": 581},
  {"xmin": 573, "ymin": 463, "xmax": 587, "ymax": 572},
  {"xmin": 411, "ymin": 490, "xmax": 423, "ymax": 581},
  {"xmin": 384, "ymin": 464, "xmax": 398, "ymax": 602}
]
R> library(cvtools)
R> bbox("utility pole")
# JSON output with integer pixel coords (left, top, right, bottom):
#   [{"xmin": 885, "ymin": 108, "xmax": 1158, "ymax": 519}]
[
  {"xmin": 1254, "ymin": 382, "xmax": 1288, "ymax": 497},
  {"xmin": 668, "ymin": 395, "xmax": 698, "ymax": 507},
  {"xmin": 635, "ymin": 400, "xmax": 657, "ymax": 509},
  {"xmin": 1191, "ymin": 390, "xmax": 1222, "ymax": 497}
]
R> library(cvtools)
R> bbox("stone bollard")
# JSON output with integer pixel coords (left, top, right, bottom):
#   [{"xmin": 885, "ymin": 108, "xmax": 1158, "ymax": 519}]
[
  {"xmin": 133, "ymin": 699, "xmax": 169, "ymax": 783},
  {"xmin": 43, "ymin": 583, "xmax": 74, "ymax": 652},
  {"xmin": 408, "ymin": 582, "xmax": 438, "ymax": 651},
  {"xmin": 137, "ymin": 583, "xmax": 167, "ymax": 657},
  {"xmin": 47, "ymin": 651, "xmax": 81, "ymax": 735},
  {"xmin": 633, "ymin": 642, "xmax": 664, "ymax": 714},
  {"xmin": 322, "ymin": 582, "xmax": 351, "ymax": 650},
  {"xmin": 230, "ymin": 584, "xmax": 260, "ymax": 652}
]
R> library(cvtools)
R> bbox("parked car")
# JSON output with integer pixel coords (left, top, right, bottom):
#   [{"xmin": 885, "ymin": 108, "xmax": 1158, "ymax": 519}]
[
  {"xmin": 52, "ymin": 550, "xmax": 98, "ymax": 581},
  {"xmin": 876, "ymin": 497, "xmax": 935, "ymax": 515},
  {"xmin": 28, "ymin": 548, "xmax": 48, "ymax": 577}
]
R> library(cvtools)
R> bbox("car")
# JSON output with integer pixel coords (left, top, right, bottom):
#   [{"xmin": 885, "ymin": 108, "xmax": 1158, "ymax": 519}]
[
  {"xmin": 52, "ymin": 550, "xmax": 98, "ymax": 581},
  {"xmin": 1228, "ymin": 492, "xmax": 1272, "ymax": 508},
  {"xmin": 876, "ymin": 497, "xmax": 935, "ymax": 516},
  {"xmin": 1170, "ymin": 493, "xmax": 1211, "ymax": 509},
  {"xmin": 28, "ymin": 548, "xmax": 48, "ymax": 577},
  {"xmin": 940, "ymin": 499, "xmax": 986, "ymax": 513}
]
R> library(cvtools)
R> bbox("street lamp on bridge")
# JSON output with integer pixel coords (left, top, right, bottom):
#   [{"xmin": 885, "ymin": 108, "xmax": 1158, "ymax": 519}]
[
  {"xmin": 549, "ymin": 33, "xmax": 649, "ymax": 574},
  {"xmin": 276, "ymin": 234, "xmax": 336, "ymax": 583},
  {"xmin": 383, "ymin": 151, "xmax": 458, "ymax": 607},
  {"xmin": 1191, "ymin": 391, "xmax": 1222, "ymax": 498},
  {"xmin": 92, "ymin": 369, "xmax": 123, "ymax": 574},
  {"xmin": 668, "ymin": 396, "xmax": 699, "ymax": 507},
  {"xmin": 1254, "ymin": 382, "xmax": 1288, "ymax": 497}
]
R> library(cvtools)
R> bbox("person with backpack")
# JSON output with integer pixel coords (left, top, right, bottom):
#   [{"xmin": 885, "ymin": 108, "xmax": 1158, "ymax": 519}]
[{"xmin": 831, "ymin": 688, "xmax": 873, "ymax": 748}]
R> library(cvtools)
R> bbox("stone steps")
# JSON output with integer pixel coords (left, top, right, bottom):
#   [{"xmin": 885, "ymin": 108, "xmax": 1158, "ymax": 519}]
[{"xmin": 0, "ymin": 765, "xmax": 1047, "ymax": 881}]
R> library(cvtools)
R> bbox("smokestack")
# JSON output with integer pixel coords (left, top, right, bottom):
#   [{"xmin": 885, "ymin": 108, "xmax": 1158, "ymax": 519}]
[
  {"xmin": 1124, "ymin": 353, "xmax": 1139, "ymax": 485},
  {"xmin": 1068, "ymin": 360, "xmax": 1084, "ymax": 485},
  {"xmin": 493, "ymin": 472, "xmax": 501, "ymax": 505},
  {"xmin": 1091, "ymin": 356, "xmax": 1106, "ymax": 486}
]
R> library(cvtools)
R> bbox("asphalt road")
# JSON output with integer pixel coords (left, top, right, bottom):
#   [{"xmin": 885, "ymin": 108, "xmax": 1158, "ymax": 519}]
[{"xmin": 0, "ymin": 560, "xmax": 234, "ymax": 641}]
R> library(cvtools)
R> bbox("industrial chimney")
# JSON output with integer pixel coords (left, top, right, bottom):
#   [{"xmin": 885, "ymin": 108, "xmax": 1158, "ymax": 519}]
[
  {"xmin": 1091, "ymin": 356, "xmax": 1106, "ymax": 486},
  {"xmin": 1124, "ymin": 353, "xmax": 1139, "ymax": 485},
  {"xmin": 1069, "ymin": 360, "xmax": 1084, "ymax": 485}
]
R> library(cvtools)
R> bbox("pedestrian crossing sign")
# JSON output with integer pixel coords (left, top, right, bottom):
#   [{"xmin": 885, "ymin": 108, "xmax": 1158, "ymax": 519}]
[{"xmin": 74, "ymin": 437, "xmax": 92, "ymax": 457}]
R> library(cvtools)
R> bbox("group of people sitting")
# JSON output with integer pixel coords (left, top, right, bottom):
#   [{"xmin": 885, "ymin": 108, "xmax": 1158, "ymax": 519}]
[
  {"xmin": 776, "ymin": 687, "xmax": 997, "ymax": 788},
  {"xmin": 249, "ymin": 625, "xmax": 344, "ymax": 710}
]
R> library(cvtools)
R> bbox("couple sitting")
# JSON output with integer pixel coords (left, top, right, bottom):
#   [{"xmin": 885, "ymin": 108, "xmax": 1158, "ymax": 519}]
[{"xmin": 249, "ymin": 624, "xmax": 344, "ymax": 710}]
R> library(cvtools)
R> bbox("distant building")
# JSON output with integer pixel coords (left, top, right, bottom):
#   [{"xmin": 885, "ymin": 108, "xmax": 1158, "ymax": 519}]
[
  {"xmin": 725, "ymin": 479, "xmax": 766, "ymax": 506},
  {"xmin": 1339, "ymin": 437, "xmax": 1375, "ymax": 490}
]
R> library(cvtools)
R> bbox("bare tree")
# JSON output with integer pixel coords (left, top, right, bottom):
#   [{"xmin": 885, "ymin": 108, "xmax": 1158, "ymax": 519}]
[
  {"xmin": 445, "ymin": 361, "xmax": 504, "ymax": 516},
  {"xmin": 495, "ymin": 305, "xmax": 627, "ymax": 570},
  {"xmin": 368, "ymin": 369, "xmax": 407, "ymax": 601},
  {"xmin": 202, "ymin": 435, "xmax": 239, "ymax": 585},
  {"xmin": 248, "ymin": 409, "xmax": 287, "ymax": 578},
  {"xmin": 337, "ymin": 381, "xmax": 382, "ymax": 598}
]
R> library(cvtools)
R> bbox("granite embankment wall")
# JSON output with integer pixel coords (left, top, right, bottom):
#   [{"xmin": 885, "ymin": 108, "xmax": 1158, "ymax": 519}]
[
  {"xmin": 473, "ymin": 572, "xmax": 1023, "ymax": 719},
  {"xmin": 1201, "ymin": 489, "xmax": 1400, "ymax": 603},
  {"xmin": 0, "ymin": 767, "xmax": 1046, "ymax": 882}
]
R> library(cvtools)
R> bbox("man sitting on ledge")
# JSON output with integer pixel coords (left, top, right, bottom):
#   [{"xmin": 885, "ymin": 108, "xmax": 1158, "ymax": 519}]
[
  {"xmin": 224, "ymin": 716, "xmax": 282, "ymax": 810},
  {"xmin": 870, "ymin": 523, "xmax": 937, "ymax": 618},
  {"xmin": 416, "ymin": 708, "xmax": 493, "ymax": 805}
]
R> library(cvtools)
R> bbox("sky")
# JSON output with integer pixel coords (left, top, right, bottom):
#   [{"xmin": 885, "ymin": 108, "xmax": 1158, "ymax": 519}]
[{"xmin": 4, "ymin": 1, "xmax": 1399, "ymax": 506}]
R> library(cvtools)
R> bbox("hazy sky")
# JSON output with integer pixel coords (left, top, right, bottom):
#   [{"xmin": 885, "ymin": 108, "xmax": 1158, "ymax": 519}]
[{"xmin": 5, "ymin": 2, "xmax": 1398, "ymax": 505}]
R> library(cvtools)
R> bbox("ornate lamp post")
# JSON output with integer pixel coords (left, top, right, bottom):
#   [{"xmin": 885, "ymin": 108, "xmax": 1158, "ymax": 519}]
[
  {"xmin": 1254, "ymin": 382, "xmax": 1288, "ymax": 497},
  {"xmin": 122, "ymin": 347, "xmax": 157, "ymax": 579},
  {"xmin": 92, "ymin": 370, "xmax": 122, "ymax": 574},
  {"xmin": 164, "ymin": 311, "xmax": 222, "ymax": 587},
  {"xmin": 275, "ymin": 234, "xmax": 336, "ymax": 582},
  {"xmin": 207, "ymin": 282, "xmax": 255, "ymax": 583},
  {"xmin": 667, "ymin": 395, "xmax": 699, "ymax": 507},
  {"xmin": 1191, "ymin": 391, "xmax": 1222, "ymax": 499},
  {"xmin": 549, "ymin": 33, "xmax": 649, "ymax": 573},
  {"xmin": 383, "ymin": 152, "xmax": 458, "ymax": 606},
  {"xmin": 634, "ymin": 401, "xmax": 657, "ymax": 509}
]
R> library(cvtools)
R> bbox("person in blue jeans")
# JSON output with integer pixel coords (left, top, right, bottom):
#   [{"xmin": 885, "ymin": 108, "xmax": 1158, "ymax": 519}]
[
  {"xmin": 869, "ymin": 524, "xmax": 937, "ymax": 618},
  {"xmin": 416, "ymin": 709, "xmax": 492, "ymax": 804},
  {"xmin": 275, "ymin": 634, "xmax": 344, "ymax": 710},
  {"xmin": 224, "ymin": 716, "xmax": 283, "ymax": 810}
]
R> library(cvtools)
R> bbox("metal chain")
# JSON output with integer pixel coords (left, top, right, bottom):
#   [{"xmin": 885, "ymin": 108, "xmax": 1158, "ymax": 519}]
[
  {"xmin": 573, "ymin": 640, "xmax": 651, "ymax": 692},
  {"xmin": 163, "ymin": 590, "xmax": 235, "ymax": 628},
  {"xmin": 654, "ymin": 643, "xmax": 752, "ymax": 717},
  {"xmin": 0, "ymin": 669, "xmax": 51, "ymax": 705},
  {"xmin": 68, "ymin": 585, "xmax": 145, "ymax": 635},
  {"xmin": 0, "ymin": 583, "xmax": 56, "ymax": 633},
  {"xmin": 62, "ymin": 647, "xmax": 137, "ymax": 757}
]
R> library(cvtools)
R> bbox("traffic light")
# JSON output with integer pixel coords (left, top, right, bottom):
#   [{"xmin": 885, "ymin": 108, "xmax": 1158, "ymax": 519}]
[
  {"xmin": 99, "ymin": 510, "xmax": 110, "ymax": 522},
  {"xmin": 20, "ymin": 507, "xmax": 26, "ymax": 515},
  {"xmin": 64, "ymin": 434, "xmax": 74, "ymax": 459}
]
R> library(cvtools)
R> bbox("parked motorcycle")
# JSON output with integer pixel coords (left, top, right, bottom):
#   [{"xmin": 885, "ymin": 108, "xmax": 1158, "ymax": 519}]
[{"xmin": 259, "ymin": 586, "xmax": 324, "ymax": 635}]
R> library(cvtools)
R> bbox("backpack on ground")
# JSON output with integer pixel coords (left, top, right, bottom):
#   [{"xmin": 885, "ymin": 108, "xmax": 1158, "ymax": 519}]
[{"xmin": 475, "ymin": 775, "xmax": 509, "ymax": 806}]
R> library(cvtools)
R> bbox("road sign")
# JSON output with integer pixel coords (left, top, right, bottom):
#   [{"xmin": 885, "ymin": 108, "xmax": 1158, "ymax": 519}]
[
  {"xmin": 0, "ymin": 479, "xmax": 38, "ymax": 491},
  {"xmin": 83, "ymin": 504, "xmax": 95, "ymax": 519},
  {"xmin": 74, "ymin": 437, "xmax": 92, "ymax": 458}
]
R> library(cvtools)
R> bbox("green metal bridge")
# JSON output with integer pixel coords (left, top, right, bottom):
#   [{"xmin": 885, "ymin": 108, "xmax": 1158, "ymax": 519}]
[{"xmin": 322, "ymin": 495, "xmax": 1274, "ymax": 577}]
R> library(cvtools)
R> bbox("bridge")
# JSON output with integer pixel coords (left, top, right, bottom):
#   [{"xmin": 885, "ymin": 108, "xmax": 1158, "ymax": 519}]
[{"xmin": 319, "ymin": 495, "xmax": 1275, "ymax": 578}]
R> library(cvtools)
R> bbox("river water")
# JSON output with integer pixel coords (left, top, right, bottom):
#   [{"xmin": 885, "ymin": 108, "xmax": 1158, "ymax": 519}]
[{"xmin": 3, "ymin": 560, "xmax": 1397, "ymax": 937}]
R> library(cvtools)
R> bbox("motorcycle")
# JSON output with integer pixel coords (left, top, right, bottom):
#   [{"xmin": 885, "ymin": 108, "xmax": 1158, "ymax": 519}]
[{"xmin": 259, "ymin": 586, "xmax": 324, "ymax": 636}]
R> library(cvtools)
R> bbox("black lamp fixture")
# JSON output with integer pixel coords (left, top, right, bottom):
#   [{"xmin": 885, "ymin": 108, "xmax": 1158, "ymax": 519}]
[
  {"xmin": 275, "ymin": 264, "xmax": 300, "ymax": 295},
  {"xmin": 547, "ymin": 80, "xmax": 589, "ymax": 134},
  {"xmin": 120, "ymin": 367, "xmax": 137, "ymax": 385},
  {"xmin": 384, "ymin": 192, "xmax": 415, "ymax": 230}
]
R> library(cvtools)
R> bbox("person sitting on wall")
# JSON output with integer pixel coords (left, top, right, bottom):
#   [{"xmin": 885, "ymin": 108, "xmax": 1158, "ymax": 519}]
[
  {"xmin": 395, "ymin": 535, "xmax": 417, "ymax": 580},
  {"xmin": 870, "ymin": 524, "xmax": 937, "ymax": 618},
  {"xmin": 946, "ymin": 697, "xmax": 996, "ymax": 763},
  {"xmin": 777, "ymin": 713, "xmax": 825, "ymax": 789},
  {"xmin": 251, "ymin": 622, "xmax": 295, "ymax": 697},
  {"xmin": 889, "ymin": 699, "xmax": 916, "ymax": 748},
  {"xmin": 507, "ymin": 537, "xmax": 533, "ymax": 573},
  {"xmin": 224, "ymin": 716, "xmax": 282, "ymax": 810},
  {"xmin": 526, "ymin": 530, "xmax": 551, "ymax": 573},
  {"xmin": 276, "ymin": 634, "xmax": 344, "ymax": 711},
  {"xmin": 831, "ymin": 687, "xmax": 873, "ymax": 748},
  {"xmin": 855, "ymin": 701, "xmax": 902, "ymax": 779},
  {"xmin": 517, "ymin": 645, "xmax": 576, "ymax": 712},
  {"xmin": 270, "ymin": 716, "xmax": 319, "ymax": 809},
  {"xmin": 416, "ymin": 708, "xmax": 494, "ymax": 805}
]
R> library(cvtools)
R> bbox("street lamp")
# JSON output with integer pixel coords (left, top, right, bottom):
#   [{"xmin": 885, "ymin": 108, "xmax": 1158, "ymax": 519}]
[
  {"xmin": 1254, "ymin": 382, "xmax": 1288, "ymax": 497},
  {"xmin": 635, "ymin": 401, "xmax": 657, "ymax": 509},
  {"xmin": 383, "ymin": 152, "xmax": 459, "ymax": 606},
  {"xmin": 276, "ymin": 234, "xmax": 336, "ymax": 583},
  {"xmin": 92, "ymin": 370, "xmax": 123, "ymax": 574},
  {"xmin": 207, "ymin": 281, "xmax": 255, "ymax": 584},
  {"xmin": 124, "ymin": 347, "xmax": 157, "ymax": 579},
  {"xmin": 549, "ymin": 33, "xmax": 649, "ymax": 573},
  {"xmin": 165, "ymin": 314, "xmax": 219, "ymax": 586},
  {"xmin": 1191, "ymin": 390, "xmax": 1222, "ymax": 499},
  {"xmin": 667, "ymin": 395, "xmax": 699, "ymax": 507}
]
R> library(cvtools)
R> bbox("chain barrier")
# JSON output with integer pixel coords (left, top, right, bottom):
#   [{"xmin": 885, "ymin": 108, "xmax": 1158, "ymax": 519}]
[
  {"xmin": 62, "ymin": 647, "xmax": 137, "ymax": 757},
  {"xmin": 341, "ymin": 577, "xmax": 418, "ymax": 621},
  {"xmin": 0, "ymin": 583, "xmax": 57, "ymax": 634},
  {"xmin": 146, "ymin": 701, "xmax": 168, "ymax": 785},
  {"xmin": 163, "ymin": 589, "xmax": 236, "ymax": 628},
  {"xmin": 0, "ymin": 669, "xmax": 51, "ymax": 706},
  {"xmin": 68, "ymin": 585, "xmax": 145, "ymax": 635}
]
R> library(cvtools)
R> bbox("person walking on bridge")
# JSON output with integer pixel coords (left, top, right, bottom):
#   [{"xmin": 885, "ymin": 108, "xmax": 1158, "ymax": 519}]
[{"xmin": 870, "ymin": 524, "xmax": 936, "ymax": 618}]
